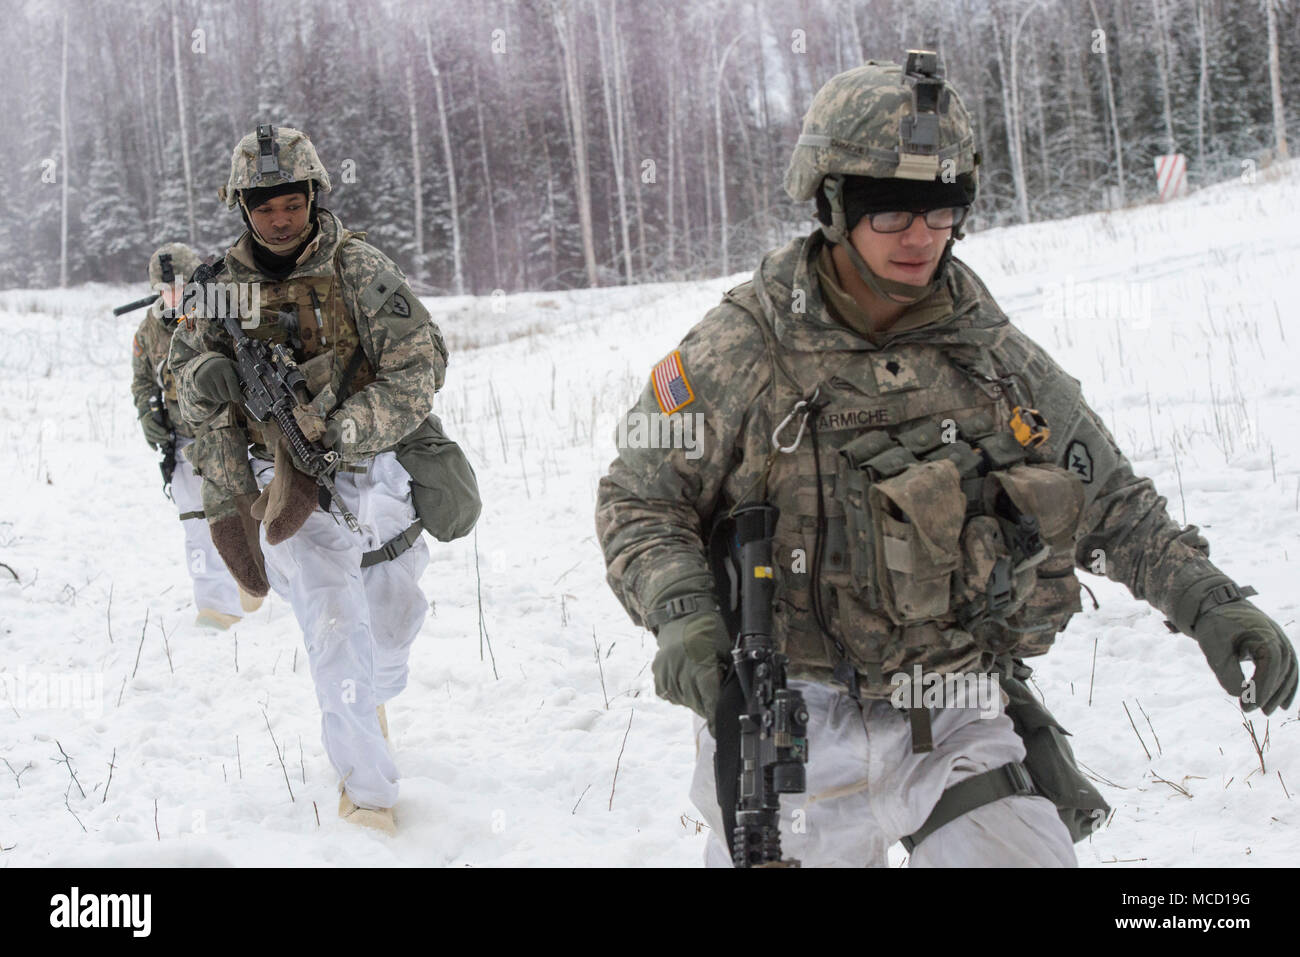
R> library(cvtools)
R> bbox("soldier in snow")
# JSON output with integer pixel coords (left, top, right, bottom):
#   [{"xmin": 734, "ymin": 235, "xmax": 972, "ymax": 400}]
[
  {"xmin": 169, "ymin": 126, "xmax": 465, "ymax": 836},
  {"xmin": 130, "ymin": 242, "xmax": 260, "ymax": 629},
  {"xmin": 596, "ymin": 53, "xmax": 1297, "ymax": 866}
]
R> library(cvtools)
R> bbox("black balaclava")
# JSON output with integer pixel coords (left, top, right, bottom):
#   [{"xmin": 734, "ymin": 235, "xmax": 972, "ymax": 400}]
[
  {"xmin": 239, "ymin": 181, "xmax": 319, "ymax": 279},
  {"xmin": 815, "ymin": 173, "xmax": 974, "ymax": 305},
  {"xmin": 815, "ymin": 174, "xmax": 973, "ymax": 233}
]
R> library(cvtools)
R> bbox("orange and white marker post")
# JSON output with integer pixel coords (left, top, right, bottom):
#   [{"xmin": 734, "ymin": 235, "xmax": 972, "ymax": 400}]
[{"xmin": 1154, "ymin": 153, "xmax": 1188, "ymax": 201}]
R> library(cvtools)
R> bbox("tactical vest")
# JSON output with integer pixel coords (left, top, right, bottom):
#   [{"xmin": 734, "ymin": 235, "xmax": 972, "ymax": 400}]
[
  {"xmin": 152, "ymin": 322, "xmax": 180, "ymax": 402},
  {"xmin": 234, "ymin": 235, "xmax": 375, "ymax": 446},
  {"xmin": 140, "ymin": 313, "xmax": 193, "ymax": 438},
  {"xmin": 727, "ymin": 294, "xmax": 1086, "ymax": 696},
  {"xmin": 245, "ymin": 247, "xmax": 373, "ymax": 387}
]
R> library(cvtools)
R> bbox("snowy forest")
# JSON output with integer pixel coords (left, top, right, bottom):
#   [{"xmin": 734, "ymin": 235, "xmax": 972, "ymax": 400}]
[{"xmin": 0, "ymin": 0, "xmax": 1294, "ymax": 294}]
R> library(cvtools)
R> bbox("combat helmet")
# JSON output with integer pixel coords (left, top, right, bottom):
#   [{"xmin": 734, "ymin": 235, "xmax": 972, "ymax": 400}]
[
  {"xmin": 217, "ymin": 124, "xmax": 331, "ymax": 209},
  {"xmin": 148, "ymin": 242, "xmax": 201, "ymax": 322},
  {"xmin": 148, "ymin": 242, "xmax": 201, "ymax": 287},
  {"xmin": 785, "ymin": 51, "xmax": 979, "ymax": 304}
]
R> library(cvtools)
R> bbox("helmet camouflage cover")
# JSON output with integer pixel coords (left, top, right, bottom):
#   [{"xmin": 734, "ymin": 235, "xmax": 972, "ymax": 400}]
[
  {"xmin": 218, "ymin": 125, "xmax": 332, "ymax": 208},
  {"xmin": 784, "ymin": 52, "xmax": 978, "ymax": 203},
  {"xmin": 148, "ymin": 242, "xmax": 201, "ymax": 287}
]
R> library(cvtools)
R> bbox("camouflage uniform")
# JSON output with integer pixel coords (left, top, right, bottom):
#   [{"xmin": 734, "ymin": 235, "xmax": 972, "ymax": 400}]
[
  {"xmin": 597, "ymin": 240, "xmax": 1221, "ymax": 685},
  {"xmin": 596, "ymin": 56, "xmax": 1294, "ymax": 867},
  {"xmin": 168, "ymin": 128, "xmax": 448, "ymax": 820},
  {"xmin": 131, "ymin": 244, "xmax": 244, "ymax": 622},
  {"xmin": 169, "ymin": 207, "xmax": 446, "ymax": 461}
]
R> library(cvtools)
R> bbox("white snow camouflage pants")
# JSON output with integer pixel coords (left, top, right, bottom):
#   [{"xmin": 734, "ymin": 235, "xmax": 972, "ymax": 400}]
[
  {"xmin": 689, "ymin": 679, "xmax": 1078, "ymax": 867},
  {"xmin": 171, "ymin": 436, "xmax": 242, "ymax": 617},
  {"xmin": 254, "ymin": 451, "xmax": 431, "ymax": 810}
]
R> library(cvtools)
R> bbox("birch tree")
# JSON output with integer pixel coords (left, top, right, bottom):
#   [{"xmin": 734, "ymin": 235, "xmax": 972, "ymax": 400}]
[
  {"xmin": 552, "ymin": 0, "xmax": 599, "ymax": 287},
  {"xmin": 58, "ymin": 6, "xmax": 69, "ymax": 288},
  {"xmin": 404, "ymin": 60, "xmax": 425, "ymax": 286},
  {"xmin": 1088, "ymin": 0, "xmax": 1125, "ymax": 207},
  {"xmin": 1265, "ymin": 0, "xmax": 1289, "ymax": 161},
  {"xmin": 170, "ymin": 0, "xmax": 196, "ymax": 246},
  {"xmin": 424, "ymin": 30, "xmax": 464, "ymax": 296}
]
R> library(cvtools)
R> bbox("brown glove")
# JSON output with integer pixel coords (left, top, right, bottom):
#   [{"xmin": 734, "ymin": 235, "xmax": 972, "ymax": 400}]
[
  {"xmin": 208, "ymin": 492, "xmax": 269, "ymax": 598},
  {"xmin": 250, "ymin": 435, "xmax": 320, "ymax": 546}
]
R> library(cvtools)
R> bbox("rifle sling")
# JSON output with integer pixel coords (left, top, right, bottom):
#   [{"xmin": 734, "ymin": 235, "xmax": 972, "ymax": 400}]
[
  {"xmin": 328, "ymin": 339, "xmax": 368, "ymax": 418},
  {"xmin": 314, "ymin": 323, "xmax": 367, "ymax": 511}
]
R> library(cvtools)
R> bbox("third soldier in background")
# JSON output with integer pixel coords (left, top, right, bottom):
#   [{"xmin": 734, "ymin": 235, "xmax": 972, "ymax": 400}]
[
  {"xmin": 596, "ymin": 52, "xmax": 1297, "ymax": 867},
  {"xmin": 131, "ymin": 242, "xmax": 260, "ymax": 629}
]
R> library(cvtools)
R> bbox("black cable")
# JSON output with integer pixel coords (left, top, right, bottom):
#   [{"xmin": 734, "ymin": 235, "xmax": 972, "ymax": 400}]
[{"xmin": 805, "ymin": 392, "xmax": 858, "ymax": 697}]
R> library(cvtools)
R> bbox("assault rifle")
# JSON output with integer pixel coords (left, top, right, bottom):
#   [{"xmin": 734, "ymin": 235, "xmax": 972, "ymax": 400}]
[
  {"xmin": 189, "ymin": 260, "xmax": 361, "ymax": 534},
  {"xmin": 148, "ymin": 391, "xmax": 177, "ymax": 496},
  {"xmin": 727, "ymin": 503, "xmax": 809, "ymax": 868}
]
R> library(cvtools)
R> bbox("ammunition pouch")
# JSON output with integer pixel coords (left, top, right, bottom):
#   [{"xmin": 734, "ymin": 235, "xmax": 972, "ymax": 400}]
[
  {"xmin": 836, "ymin": 426, "xmax": 1086, "ymax": 659},
  {"xmin": 869, "ymin": 460, "xmax": 964, "ymax": 624}
]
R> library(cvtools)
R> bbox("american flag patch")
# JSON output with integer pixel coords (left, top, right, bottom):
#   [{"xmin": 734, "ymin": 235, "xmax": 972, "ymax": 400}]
[{"xmin": 651, "ymin": 350, "xmax": 694, "ymax": 414}]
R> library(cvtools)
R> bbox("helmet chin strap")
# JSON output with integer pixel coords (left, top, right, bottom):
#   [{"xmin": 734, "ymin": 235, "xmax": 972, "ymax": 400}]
[
  {"xmin": 240, "ymin": 182, "xmax": 316, "ymax": 253},
  {"xmin": 818, "ymin": 174, "xmax": 955, "ymax": 305}
]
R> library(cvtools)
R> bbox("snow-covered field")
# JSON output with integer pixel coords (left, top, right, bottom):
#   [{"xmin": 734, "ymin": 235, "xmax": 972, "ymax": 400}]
[{"xmin": 2, "ymin": 163, "xmax": 1299, "ymax": 867}]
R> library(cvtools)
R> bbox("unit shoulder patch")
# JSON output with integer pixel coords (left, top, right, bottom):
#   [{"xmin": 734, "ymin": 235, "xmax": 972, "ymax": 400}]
[{"xmin": 1065, "ymin": 439, "xmax": 1093, "ymax": 483}]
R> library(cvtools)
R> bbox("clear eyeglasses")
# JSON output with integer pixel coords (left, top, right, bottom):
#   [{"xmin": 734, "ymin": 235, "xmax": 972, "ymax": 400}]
[{"xmin": 865, "ymin": 206, "xmax": 969, "ymax": 233}]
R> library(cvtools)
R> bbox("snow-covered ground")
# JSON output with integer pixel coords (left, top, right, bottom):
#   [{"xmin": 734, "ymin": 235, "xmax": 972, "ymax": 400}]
[{"xmin": 2, "ymin": 163, "xmax": 1298, "ymax": 867}]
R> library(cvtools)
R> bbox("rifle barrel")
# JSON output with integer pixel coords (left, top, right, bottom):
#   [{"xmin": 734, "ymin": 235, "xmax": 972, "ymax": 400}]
[{"xmin": 113, "ymin": 294, "xmax": 160, "ymax": 317}]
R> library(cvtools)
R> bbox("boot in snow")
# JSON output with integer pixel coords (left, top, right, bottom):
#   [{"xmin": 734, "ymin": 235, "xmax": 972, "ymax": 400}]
[
  {"xmin": 195, "ymin": 608, "xmax": 241, "ymax": 630},
  {"xmin": 238, "ymin": 585, "xmax": 264, "ymax": 613},
  {"xmin": 338, "ymin": 784, "xmax": 396, "ymax": 836}
]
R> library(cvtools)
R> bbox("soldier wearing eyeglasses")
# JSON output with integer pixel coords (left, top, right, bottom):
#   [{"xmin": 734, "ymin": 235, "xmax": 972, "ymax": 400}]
[{"xmin": 595, "ymin": 53, "xmax": 1296, "ymax": 867}]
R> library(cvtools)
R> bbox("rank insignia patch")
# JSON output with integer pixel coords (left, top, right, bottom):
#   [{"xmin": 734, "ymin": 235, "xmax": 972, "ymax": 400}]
[
  {"xmin": 869, "ymin": 352, "xmax": 922, "ymax": 393},
  {"xmin": 1066, "ymin": 439, "xmax": 1094, "ymax": 483},
  {"xmin": 651, "ymin": 350, "xmax": 694, "ymax": 414}
]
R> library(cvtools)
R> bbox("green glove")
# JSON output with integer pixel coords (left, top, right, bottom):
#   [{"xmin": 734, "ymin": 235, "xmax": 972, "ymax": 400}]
[
  {"xmin": 652, "ymin": 608, "xmax": 732, "ymax": 733},
  {"xmin": 1192, "ymin": 600, "xmax": 1298, "ymax": 714},
  {"xmin": 192, "ymin": 356, "xmax": 243, "ymax": 406},
  {"xmin": 139, "ymin": 412, "xmax": 170, "ymax": 447}
]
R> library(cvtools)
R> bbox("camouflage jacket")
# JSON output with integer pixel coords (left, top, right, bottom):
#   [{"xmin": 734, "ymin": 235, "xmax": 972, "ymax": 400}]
[
  {"xmin": 596, "ymin": 231, "xmax": 1224, "ymax": 692},
  {"xmin": 131, "ymin": 308, "xmax": 193, "ymax": 439},
  {"xmin": 169, "ymin": 209, "xmax": 447, "ymax": 468}
]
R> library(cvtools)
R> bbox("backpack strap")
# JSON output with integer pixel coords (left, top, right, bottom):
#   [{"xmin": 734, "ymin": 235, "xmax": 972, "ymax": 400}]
[
  {"xmin": 720, "ymin": 284, "xmax": 808, "ymax": 508},
  {"xmin": 327, "ymin": 343, "xmax": 368, "ymax": 417},
  {"xmin": 326, "ymin": 229, "xmax": 377, "ymax": 406}
]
